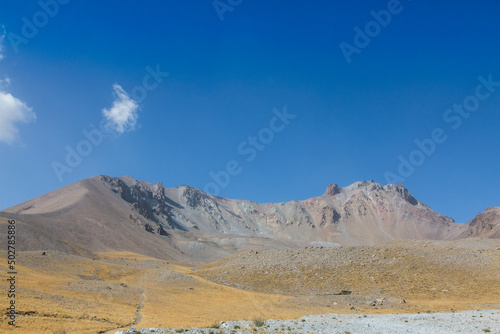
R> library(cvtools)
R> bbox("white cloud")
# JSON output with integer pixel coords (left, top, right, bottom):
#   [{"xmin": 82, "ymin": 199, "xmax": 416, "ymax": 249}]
[
  {"xmin": 0, "ymin": 91, "xmax": 36, "ymax": 144},
  {"xmin": 0, "ymin": 26, "xmax": 5, "ymax": 60},
  {"xmin": 102, "ymin": 84, "xmax": 139, "ymax": 134},
  {"xmin": 0, "ymin": 27, "xmax": 35, "ymax": 144},
  {"xmin": 0, "ymin": 76, "xmax": 10, "ymax": 88}
]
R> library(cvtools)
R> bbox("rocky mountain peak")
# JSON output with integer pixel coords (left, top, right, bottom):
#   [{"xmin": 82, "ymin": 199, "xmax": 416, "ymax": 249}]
[
  {"xmin": 381, "ymin": 183, "xmax": 418, "ymax": 206},
  {"xmin": 320, "ymin": 180, "xmax": 423, "ymax": 208},
  {"xmin": 459, "ymin": 207, "xmax": 500, "ymax": 239},
  {"xmin": 180, "ymin": 185, "xmax": 208, "ymax": 208},
  {"xmin": 394, "ymin": 185, "xmax": 418, "ymax": 206},
  {"xmin": 324, "ymin": 184, "xmax": 341, "ymax": 196},
  {"xmin": 92, "ymin": 175, "xmax": 465, "ymax": 241}
]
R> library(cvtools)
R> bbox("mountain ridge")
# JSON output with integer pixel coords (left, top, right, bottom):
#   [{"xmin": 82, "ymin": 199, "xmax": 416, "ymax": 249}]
[{"xmin": 1, "ymin": 175, "xmax": 497, "ymax": 262}]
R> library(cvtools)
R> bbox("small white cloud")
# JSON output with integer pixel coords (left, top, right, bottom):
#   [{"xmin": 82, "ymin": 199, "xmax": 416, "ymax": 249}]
[
  {"xmin": 0, "ymin": 26, "xmax": 5, "ymax": 60},
  {"xmin": 102, "ymin": 84, "xmax": 139, "ymax": 134},
  {"xmin": 0, "ymin": 91, "xmax": 36, "ymax": 144},
  {"xmin": 0, "ymin": 76, "xmax": 11, "ymax": 89}
]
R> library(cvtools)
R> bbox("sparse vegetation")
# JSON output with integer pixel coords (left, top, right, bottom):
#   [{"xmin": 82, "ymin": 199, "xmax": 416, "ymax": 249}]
[
  {"xmin": 1, "ymin": 239, "xmax": 499, "ymax": 333},
  {"xmin": 253, "ymin": 317, "xmax": 265, "ymax": 327}
]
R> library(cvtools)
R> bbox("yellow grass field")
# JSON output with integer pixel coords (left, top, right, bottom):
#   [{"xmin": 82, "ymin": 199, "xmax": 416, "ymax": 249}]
[{"xmin": 0, "ymin": 239, "xmax": 499, "ymax": 333}]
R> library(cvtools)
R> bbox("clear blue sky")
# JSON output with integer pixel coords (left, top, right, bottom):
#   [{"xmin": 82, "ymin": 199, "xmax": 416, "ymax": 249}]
[{"xmin": 0, "ymin": 0, "xmax": 499, "ymax": 224}]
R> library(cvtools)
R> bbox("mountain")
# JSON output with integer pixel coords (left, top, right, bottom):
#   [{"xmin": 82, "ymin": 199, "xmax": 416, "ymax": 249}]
[
  {"xmin": 0, "ymin": 175, "xmax": 494, "ymax": 262},
  {"xmin": 95, "ymin": 176, "xmax": 462, "ymax": 244},
  {"xmin": 0, "ymin": 176, "xmax": 190, "ymax": 262},
  {"xmin": 458, "ymin": 207, "xmax": 500, "ymax": 239}
]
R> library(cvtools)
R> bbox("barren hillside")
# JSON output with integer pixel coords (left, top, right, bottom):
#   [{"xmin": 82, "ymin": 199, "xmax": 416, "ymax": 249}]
[{"xmin": 197, "ymin": 238, "xmax": 500, "ymax": 311}]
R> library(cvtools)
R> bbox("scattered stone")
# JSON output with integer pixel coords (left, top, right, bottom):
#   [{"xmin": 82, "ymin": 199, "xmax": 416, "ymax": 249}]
[{"xmin": 123, "ymin": 310, "xmax": 500, "ymax": 333}]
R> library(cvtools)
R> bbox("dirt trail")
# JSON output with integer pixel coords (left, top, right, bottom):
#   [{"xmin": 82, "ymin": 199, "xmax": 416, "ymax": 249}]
[
  {"xmin": 172, "ymin": 264, "xmax": 266, "ymax": 296},
  {"xmin": 134, "ymin": 288, "xmax": 146, "ymax": 325},
  {"xmin": 102, "ymin": 287, "xmax": 145, "ymax": 334}
]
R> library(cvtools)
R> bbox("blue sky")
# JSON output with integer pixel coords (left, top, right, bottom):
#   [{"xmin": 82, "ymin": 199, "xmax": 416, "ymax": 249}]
[{"xmin": 0, "ymin": 0, "xmax": 499, "ymax": 224}]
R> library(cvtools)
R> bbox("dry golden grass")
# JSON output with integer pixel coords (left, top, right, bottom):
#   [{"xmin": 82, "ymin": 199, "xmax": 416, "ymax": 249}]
[
  {"xmin": 0, "ymin": 239, "xmax": 498, "ymax": 333},
  {"xmin": 0, "ymin": 251, "xmax": 332, "ymax": 333},
  {"xmin": 138, "ymin": 265, "xmax": 323, "ymax": 329},
  {"xmin": 0, "ymin": 251, "xmax": 148, "ymax": 333}
]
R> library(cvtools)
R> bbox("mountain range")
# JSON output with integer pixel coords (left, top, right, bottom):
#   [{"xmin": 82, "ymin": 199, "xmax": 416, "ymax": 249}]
[{"xmin": 1, "ymin": 175, "xmax": 498, "ymax": 262}]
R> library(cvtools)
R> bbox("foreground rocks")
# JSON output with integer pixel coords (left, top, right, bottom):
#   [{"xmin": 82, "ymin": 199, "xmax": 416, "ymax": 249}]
[{"xmin": 117, "ymin": 309, "xmax": 500, "ymax": 334}]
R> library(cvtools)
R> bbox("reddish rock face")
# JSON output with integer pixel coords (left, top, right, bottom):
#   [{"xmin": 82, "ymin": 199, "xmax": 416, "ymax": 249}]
[
  {"xmin": 325, "ymin": 184, "xmax": 341, "ymax": 196},
  {"xmin": 459, "ymin": 207, "xmax": 500, "ymax": 239}
]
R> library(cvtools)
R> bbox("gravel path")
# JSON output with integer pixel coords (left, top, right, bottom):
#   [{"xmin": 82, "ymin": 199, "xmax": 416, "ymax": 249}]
[
  {"xmin": 117, "ymin": 309, "xmax": 499, "ymax": 333},
  {"xmin": 105, "ymin": 287, "xmax": 146, "ymax": 334}
]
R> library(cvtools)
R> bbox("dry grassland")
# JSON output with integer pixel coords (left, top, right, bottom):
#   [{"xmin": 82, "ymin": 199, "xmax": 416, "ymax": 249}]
[{"xmin": 0, "ymin": 239, "xmax": 498, "ymax": 333}]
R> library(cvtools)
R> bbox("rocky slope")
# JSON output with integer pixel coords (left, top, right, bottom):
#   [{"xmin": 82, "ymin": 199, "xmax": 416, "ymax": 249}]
[
  {"xmin": 459, "ymin": 207, "xmax": 500, "ymax": 239},
  {"xmin": 95, "ymin": 176, "xmax": 461, "ymax": 245},
  {"xmin": 1, "ymin": 175, "xmax": 496, "ymax": 261},
  {"xmin": 196, "ymin": 238, "xmax": 500, "ymax": 300}
]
